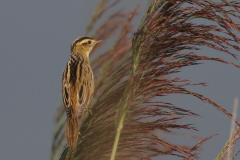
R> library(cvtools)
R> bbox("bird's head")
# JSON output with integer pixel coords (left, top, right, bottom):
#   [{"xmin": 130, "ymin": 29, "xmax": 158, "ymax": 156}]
[{"xmin": 71, "ymin": 37, "xmax": 102, "ymax": 57}]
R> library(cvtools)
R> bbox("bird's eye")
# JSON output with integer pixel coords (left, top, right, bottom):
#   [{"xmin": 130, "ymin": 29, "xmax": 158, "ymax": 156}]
[{"xmin": 88, "ymin": 41, "xmax": 91, "ymax": 44}]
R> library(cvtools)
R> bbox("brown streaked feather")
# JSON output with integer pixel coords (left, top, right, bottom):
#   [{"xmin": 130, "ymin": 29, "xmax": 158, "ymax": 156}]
[
  {"xmin": 62, "ymin": 53, "xmax": 94, "ymax": 147},
  {"xmin": 62, "ymin": 37, "xmax": 98, "ymax": 147},
  {"xmin": 65, "ymin": 117, "xmax": 78, "ymax": 147}
]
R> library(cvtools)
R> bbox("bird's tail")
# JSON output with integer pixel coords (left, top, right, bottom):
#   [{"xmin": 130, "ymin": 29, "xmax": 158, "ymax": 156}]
[{"xmin": 65, "ymin": 117, "xmax": 79, "ymax": 147}]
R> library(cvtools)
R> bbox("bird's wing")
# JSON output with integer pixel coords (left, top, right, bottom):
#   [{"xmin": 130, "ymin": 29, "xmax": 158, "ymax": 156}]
[
  {"xmin": 62, "ymin": 58, "xmax": 80, "ymax": 119},
  {"xmin": 76, "ymin": 63, "xmax": 93, "ymax": 116},
  {"xmin": 62, "ymin": 57, "xmax": 94, "ymax": 119},
  {"xmin": 62, "ymin": 66, "xmax": 72, "ymax": 119}
]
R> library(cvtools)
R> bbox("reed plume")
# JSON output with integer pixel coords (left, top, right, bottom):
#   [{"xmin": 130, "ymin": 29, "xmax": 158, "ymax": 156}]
[{"xmin": 51, "ymin": 0, "xmax": 240, "ymax": 159}]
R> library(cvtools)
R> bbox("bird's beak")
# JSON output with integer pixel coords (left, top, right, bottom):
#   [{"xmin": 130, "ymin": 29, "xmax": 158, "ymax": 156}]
[{"xmin": 95, "ymin": 40, "xmax": 103, "ymax": 44}]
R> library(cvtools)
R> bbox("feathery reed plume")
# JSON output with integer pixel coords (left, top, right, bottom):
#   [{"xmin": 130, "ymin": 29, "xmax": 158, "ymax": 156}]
[{"xmin": 52, "ymin": 0, "xmax": 240, "ymax": 159}]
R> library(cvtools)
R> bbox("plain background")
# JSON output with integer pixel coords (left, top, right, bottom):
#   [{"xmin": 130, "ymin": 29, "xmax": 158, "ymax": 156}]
[{"xmin": 0, "ymin": 1, "xmax": 240, "ymax": 159}]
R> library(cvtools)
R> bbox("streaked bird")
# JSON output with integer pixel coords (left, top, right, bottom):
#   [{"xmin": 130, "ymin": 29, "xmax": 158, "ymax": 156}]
[{"xmin": 62, "ymin": 37, "xmax": 101, "ymax": 147}]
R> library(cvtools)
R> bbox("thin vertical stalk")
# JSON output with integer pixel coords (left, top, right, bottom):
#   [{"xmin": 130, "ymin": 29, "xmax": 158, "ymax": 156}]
[
  {"xmin": 110, "ymin": 114, "xmax": 125, "ymax": 160},
  {"xmin": 110, "ymin": 6, "xmax": 139, "ymax": 160},
  {"xmin": 227, "ymin": 97, "xmax": 238, "ymax": 160},
  {"xmin": 110, "ymin": 46, "xmax": 138, "ymax": 160}
]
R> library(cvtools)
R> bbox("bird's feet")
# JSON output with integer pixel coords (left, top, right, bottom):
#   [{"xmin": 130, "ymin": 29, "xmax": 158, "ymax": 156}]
[{"xmin": 88, "ymin": 109, "xmax": 93, "ymax": 115}]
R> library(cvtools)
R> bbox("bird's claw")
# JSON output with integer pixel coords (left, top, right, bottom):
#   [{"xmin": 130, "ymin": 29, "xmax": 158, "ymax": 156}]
[{"xmin": 88, "ymin": 109, "xmax": 93, "ymax": 115}]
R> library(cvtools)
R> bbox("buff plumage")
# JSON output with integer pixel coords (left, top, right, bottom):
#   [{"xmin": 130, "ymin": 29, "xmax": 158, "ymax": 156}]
[{"xmin": 62, "ymin": 37, "xmax": 100, "ymax": 147}]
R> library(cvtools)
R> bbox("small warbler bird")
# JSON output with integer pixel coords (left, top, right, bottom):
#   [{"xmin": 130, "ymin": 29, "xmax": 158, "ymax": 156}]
[{"xmin": 62, "ymin": 37, "xmax": 101, "ymax": 147}]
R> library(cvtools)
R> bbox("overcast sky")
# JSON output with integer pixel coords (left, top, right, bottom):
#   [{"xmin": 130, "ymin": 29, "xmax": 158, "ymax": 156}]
[{"xmin": 0, "ymin": 1, "xmax": 240, "ymax": 160}]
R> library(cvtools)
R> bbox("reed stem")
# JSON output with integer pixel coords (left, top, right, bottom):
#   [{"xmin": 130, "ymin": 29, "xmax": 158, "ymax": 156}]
[{"xmin": 110, "ymin": 114, "xmax": 125, "ymax": 160}]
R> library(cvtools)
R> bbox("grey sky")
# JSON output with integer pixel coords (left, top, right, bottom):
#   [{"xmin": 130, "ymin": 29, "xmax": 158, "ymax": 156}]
[{"xmin": 0, "ymin": 1, "xmax": 239, "ymax": 160}]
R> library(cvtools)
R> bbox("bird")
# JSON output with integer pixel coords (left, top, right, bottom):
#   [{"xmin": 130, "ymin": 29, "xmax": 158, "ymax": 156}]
[{"xmin": 62, "ymin": 37, "xmax": 101, "ymax": 147}]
